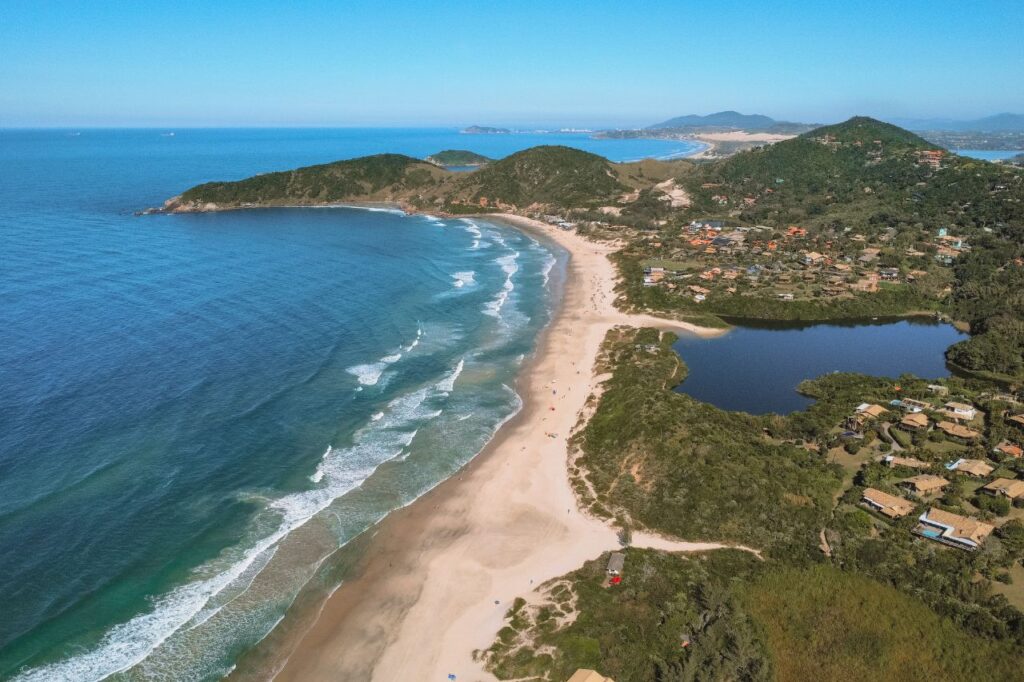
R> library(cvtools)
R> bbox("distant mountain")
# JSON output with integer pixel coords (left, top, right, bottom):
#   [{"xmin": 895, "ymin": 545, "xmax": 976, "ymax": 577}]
[
  {"xmin": 649, "ymin": 111, "xmax": 777, "ymax": 130},
  {"xmin": 894, "ymin": 113, "xmax": 1024, "ymax": 132},
  {"xmin": 460, "ymin": 125, "xmax": 511, "ymax": 135}
]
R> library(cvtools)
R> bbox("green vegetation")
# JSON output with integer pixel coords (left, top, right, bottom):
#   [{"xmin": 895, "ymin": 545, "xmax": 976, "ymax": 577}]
[
  {"xmin": 480, "ymin": 549, "xmax": 770, "ymax": 682},
  {"xmin": 425, "ymin": 149, "xmax": 491, "ymax": 166},
  {"xmin": 611, "ymin": 116, "xmax": 1024, "ymax": 380},
  {"xmin": 166, "ymin": 145, "xmax": 630, "ymax": 213},
  {"xmin": 453, "ymin": 146, "xmax": 626, "ymax": 209},
  {"xmin": 571, "ymin": 327, "xmax": 842, "ymax": 561},
  {"xmin": 172, "ymin": 153, "xmax": 447, "ymax": 209},
  {"xmin": 482, "ymin": 548, "xmax": 1024, "ymax": 682},
  {"xmin": 741, "ymin": 565, "xmax": 1022, "ymax": 681}
]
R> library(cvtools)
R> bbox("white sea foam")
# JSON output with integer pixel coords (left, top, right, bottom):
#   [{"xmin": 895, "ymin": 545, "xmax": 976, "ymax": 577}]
[
  {"xmin": 309, "ymin": 445, "xmax": 331, "ymax": 482},
  {"xmin": 346, "ymin": 347, "xmax": 405, "ymax": 386},
  {"xmin": 371, "ymin": 411, "xmax": 384, "ymax": 421},
  {"xmin": 452, "ymin": 271, "xmax": 476, "ymax": 288},
  {"xmin": 10, "ymin": 358, "xmax": 470, "ymax": 682},
  {"xmin": 459, "ymin": 219, "xmax": 483, "ymax": 249},
  {"xmin": 483, "ymin": 252, "xmax": 519, "ymax": 318},
  {"xmin": 346, "ymin": 363, "xmax": 386, "ymax": 386},
  {"xmin": 540, "ymin": 252, "xmax": 556, "ymax": 286},
  {"xmin": 403, "ymin": 327, "xmax": 423, "ymax": 352},
  {"xmin": 436, "ymin": 358, "xmax": 464, "ymax": 393},
  {"xmin": 336, "ymin": 204, "xmax": 407, "ymax": 216}
]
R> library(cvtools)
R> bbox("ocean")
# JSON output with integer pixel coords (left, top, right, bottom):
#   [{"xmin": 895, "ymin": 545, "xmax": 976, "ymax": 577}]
[{"xmin": 0, "ymin": 129, "xmax": 697, "ymax": 680}]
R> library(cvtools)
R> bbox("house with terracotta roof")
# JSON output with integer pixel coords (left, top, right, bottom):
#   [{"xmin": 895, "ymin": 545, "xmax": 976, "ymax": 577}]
[
  {"xmin": 861, "ymin": 488, "xmax": 916, "ymax": 518},
  {"xmin": 1008, "ymin": 414, "xmax": 1024, "ymax": 430},
  {"xmin": 899, "ymin": 412, "xmax": 930, "ymax": 432},
  {"xmin": 913, "ymin": 508, "xmax": 994, "ymax": 551},
  {"xmin": 994, "ymin": 441, "xmax": 1023, "ymax": 459},
  {"xmin": 801, "ymin": 251, "xmax": 825, "ymax": 267},
  {"xmin": 981, "ymin": 478, "xmax": 1024, "ymax": 500},
  {"xmin": 857, "ymin": 403, "xmax": 889, "ymax": 419},
  {"xmin": 936, "ymin": 421, "xmax": 981, "ymax": 442},
  {"xmin": 900, "ymin": 474, "xmax": 950, "ymax": 496},
  {"xmin": 946, "ymin": 458, "xmax": 994, "ymax": 478},
  {"xmin": 884, "ymin": 455, "xmax": 930, "ymax": 470}
]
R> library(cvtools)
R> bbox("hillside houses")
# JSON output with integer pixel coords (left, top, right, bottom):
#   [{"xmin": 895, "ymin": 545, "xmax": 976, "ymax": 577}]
[
  {"xmin": 914, "ymin": 507, "xmax": 993, "ymax": 551},
  {"xmin": 861, "ymin": 488, "xmax": 915, "ymax": 518},
  {"xmin": 900, "ymin": 474, "xmax": 950, "ymax": 497}
]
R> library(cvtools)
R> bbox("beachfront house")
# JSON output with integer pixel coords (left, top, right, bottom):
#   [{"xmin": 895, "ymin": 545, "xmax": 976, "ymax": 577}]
[
  {"xmin": 913, "ymin": 507, "xmax": 994, "ymax": 551},
  {"xmin": 900, "ymin": 474, "xmax": 950, "ymax": 497},
  {"xmin": 606, "ymin": 552, "xmax": 625, "ymax": 577},
  {"xmin": 861, "ymin": 488, "xmax": 916, "ymax": 518},
  {"xmin": 981, "ymin": 478, "xmax": 1024, "ymax": 501},
  {"xmin": 946, "ymin": 458, "xmax": 994, "ymax": 478}
]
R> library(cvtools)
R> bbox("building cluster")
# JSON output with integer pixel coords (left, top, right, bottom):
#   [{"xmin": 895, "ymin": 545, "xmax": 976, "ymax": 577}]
[
  {"xmin": 640, "ymin": 220, "xmax": 969, "ymax": 304},
  {"xmin": 844, "ymin": 392, "xmax": 1024, "ymax": 551}
]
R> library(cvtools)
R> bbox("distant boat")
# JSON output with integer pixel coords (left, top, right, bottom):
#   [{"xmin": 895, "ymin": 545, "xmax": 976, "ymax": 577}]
[{"xmin": 160, "ymin": 132, "xmax": 175, "ymax": 137}]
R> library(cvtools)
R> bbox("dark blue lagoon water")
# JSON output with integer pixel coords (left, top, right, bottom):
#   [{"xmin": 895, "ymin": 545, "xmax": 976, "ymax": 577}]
[
  {"xmin": 672, "ymin": 319, "xmax": 968, "ymax": 415},
  {"xmin": 0, "ymin": 128, "xmax": 694, "ymax": 680}
]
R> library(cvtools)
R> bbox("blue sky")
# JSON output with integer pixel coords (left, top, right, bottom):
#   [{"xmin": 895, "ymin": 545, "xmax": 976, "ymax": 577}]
[{"xmin": 2, "ymin": 0, "xmax": 1022, "ymax": 127}]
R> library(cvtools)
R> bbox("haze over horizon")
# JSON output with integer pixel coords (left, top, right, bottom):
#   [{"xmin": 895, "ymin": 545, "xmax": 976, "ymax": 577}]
[{"xmin": 2, "ymin": 0, "xmax": 1023, "ymax": 128}]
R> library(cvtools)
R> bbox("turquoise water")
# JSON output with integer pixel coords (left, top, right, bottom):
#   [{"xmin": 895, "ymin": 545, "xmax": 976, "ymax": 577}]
[
  {"xmin": 955, "ymin": 149, "xmax": 1021, "ymax": 161},
  {"xmin": 672, "ymin": 318, "xmax": 966, "ymax": 415},
  {"xmin": 0, "ymin": 129, "xmax": 694, "ymax": 680}
]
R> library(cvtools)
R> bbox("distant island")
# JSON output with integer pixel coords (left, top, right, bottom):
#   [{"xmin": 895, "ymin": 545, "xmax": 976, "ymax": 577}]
[
  {"xmin": 460, "ymin": 125, "xmax": 511, "ymax": 135},
  {"xmin": 425, "ymin": 149, "xmax": 492, "ymax": 167}
]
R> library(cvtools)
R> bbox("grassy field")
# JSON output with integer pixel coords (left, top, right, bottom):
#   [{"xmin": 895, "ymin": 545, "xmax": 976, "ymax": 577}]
[{"xmin": 740, "ymin": 565, "xmax": 1023, "ymax": 682}]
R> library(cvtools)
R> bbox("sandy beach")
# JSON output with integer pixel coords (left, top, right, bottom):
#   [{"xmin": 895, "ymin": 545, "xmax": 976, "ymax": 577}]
[
  {"xmin": 688, "ymin": 131, "xmax": 795, "ymax": 159},
  {"xmin": 265, "ymin": 215, "xmax": 738, "ymax": 681}
]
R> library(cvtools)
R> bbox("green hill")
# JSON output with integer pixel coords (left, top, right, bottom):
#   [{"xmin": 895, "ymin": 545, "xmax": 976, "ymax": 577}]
[
  {"xmin": 674, "ymin": 116, "xmax": 1024, "ymax": 378},
  {"xmin": 162, "ymin": 145, "xmax": 629, "ymax": 212},
  {"xmin": 425, "ymin": 149, "xmax": 491, "ymax": 166},
  {"xmin": 689, "ymin": 116, "xmax": 941, "ymax": 218},
  {"xmin": 165, "ymin": 154, "xmax": 451, "ymax": 211},
  {"xmin": 452, "ymin": 145, "xmax": 626, "ymax": 208}
]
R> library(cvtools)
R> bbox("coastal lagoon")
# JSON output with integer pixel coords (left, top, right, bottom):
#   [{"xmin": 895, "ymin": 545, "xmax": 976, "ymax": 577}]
[
  {"xmin": 0, "ymin": 128, "xmax": 701, "ymax": 679},
  {"xmin": 672, "ymin": 318, "xmax": 968, "ymax": 415}
]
